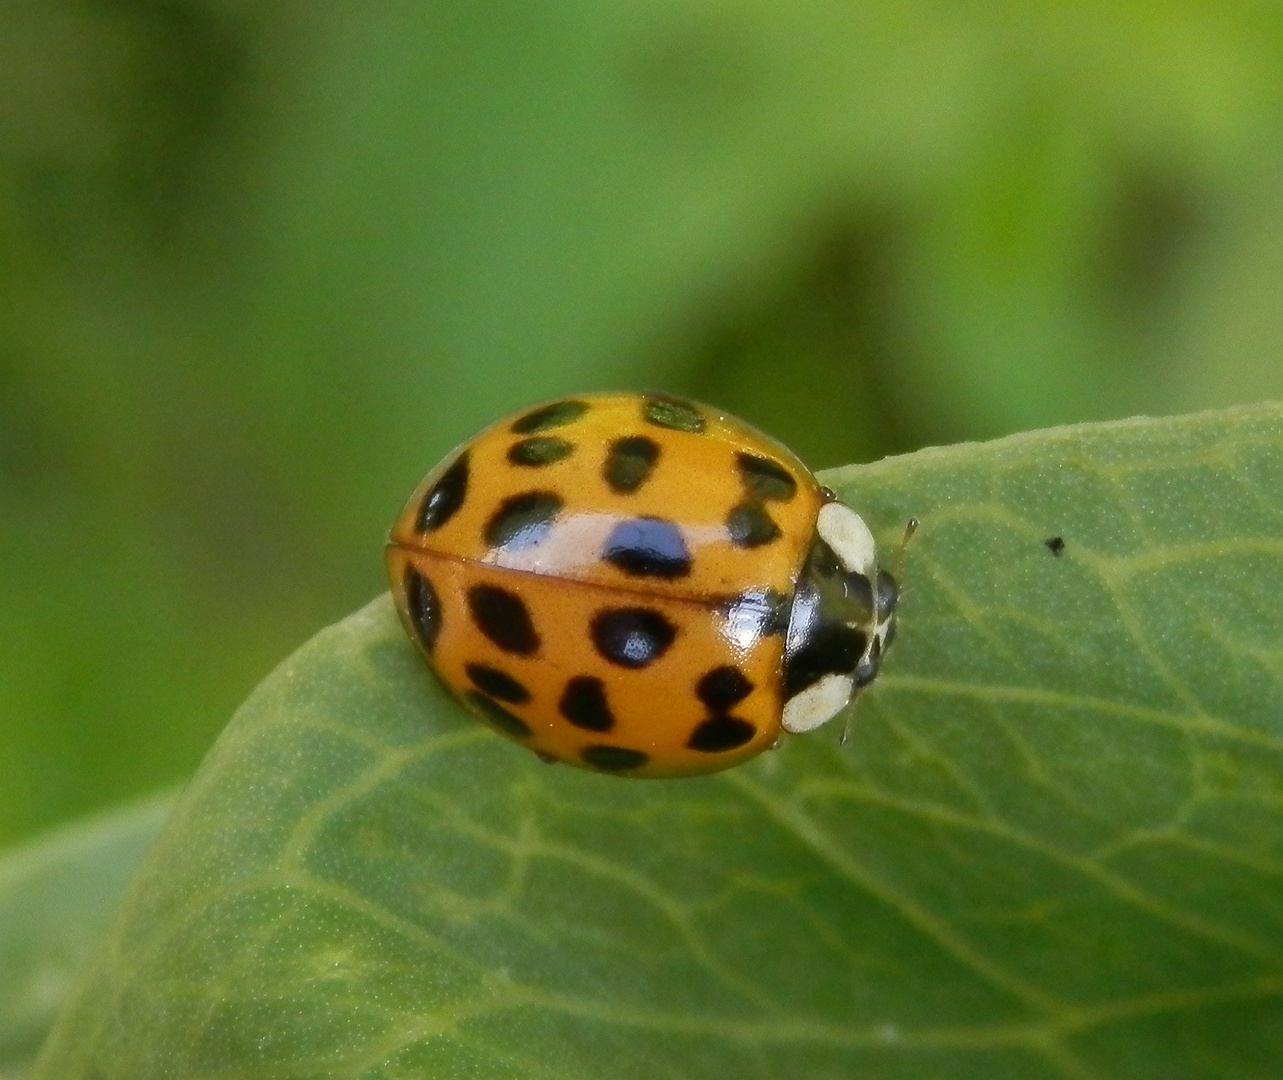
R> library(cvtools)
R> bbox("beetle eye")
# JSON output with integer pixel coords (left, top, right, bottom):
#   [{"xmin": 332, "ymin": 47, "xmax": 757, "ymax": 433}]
[
  {"xmin": 875, "ymin": 570, "xmax": 899, "ymax": 618},
  {"xmin": 854, "ymin": 655, "xmax": 878, "ymax": 688}
]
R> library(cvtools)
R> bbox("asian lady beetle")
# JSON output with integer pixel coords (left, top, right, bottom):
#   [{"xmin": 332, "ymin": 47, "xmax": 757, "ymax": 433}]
[{"xmin": 386, "ymin": 393, "xmax": 900, "ymax": 778}]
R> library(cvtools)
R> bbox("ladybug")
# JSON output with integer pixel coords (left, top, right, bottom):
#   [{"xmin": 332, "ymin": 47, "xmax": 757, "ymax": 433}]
[{"xmin": 386, "ymin": 393, "xmax": 900, "ymax": 778}]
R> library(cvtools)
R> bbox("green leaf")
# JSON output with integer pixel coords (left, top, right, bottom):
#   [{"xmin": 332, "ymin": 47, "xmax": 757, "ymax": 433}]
[
  {"xmin": 0, "ymin": 791, "xmax": 176, "ymax": 1076},
  {"xmin": 33, "ymin": 404, "xmax": 1283, "ymax": 1079}
]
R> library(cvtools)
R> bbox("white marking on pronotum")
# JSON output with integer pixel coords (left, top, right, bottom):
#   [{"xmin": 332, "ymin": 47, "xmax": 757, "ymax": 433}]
[
  {"xmin": 781, "ymin": 672, "xmax": 854, "ymax": 734},
  {"xmin": 816, "ymin": 502, "xmax": 877, "ymax": 579}
]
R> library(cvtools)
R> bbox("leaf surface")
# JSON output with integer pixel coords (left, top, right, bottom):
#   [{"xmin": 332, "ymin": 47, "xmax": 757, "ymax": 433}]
[
  {"xmin": 33, "ymin": 404, "xmax": 1283, "ymax": 1080},
  {"xmin": 0, "ymin": 792, "xmax": 175, "ymax": 1076}
]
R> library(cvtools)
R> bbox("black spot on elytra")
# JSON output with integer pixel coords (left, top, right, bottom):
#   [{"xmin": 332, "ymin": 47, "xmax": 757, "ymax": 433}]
[
  {"xmin": 687, "ymin": 715, "xmax": 757, "ymax": 753},
  {"xmin": 485, "ymin": 491, "xmax": 562, "ymax": 550},
  {"xmin": 736, "ymin": 452, "xmax": 797, "ymax": 502},
  {"xmin": 559, "ymin": 676, "xmax": 615, "ymax": 732},
  {"xmin": 602, "ymin": 517, "xmax": 692, "ymax": 580},
  {"xmin": 783, "ymin": 623, "xmax": 867, "ymax": 698},
  {"xmin": 465, "ymin": 663, "xmax": 530, "ymax": 704},
  {"xmin": 403, "ymin": 566, "xmax": 441, "ymax": 652},
  {"xmin": 591, "ymin": 608, "xmax": 677, "ymax": 668},
  {"xmin": 1045, "ymin": 536, "xmax": 1066, "ymax": 556},
  {"xmin": 581, "ymin": 745, "xmax": 650, "ymax": 771},
  {"xmin": 603, "ymin": 434, "xmax": 660, "ymax": 494},
  {"xmin": 511, "ymin": 399, "xmax": 589, "ymax": 434},
  {"xmin": 696, "ymin": 666, "xmax": 753, "ymax": 711},
  {"xmin": 467, "ymin": 584, "xmax": 540, "ymax": 655},
  {"xmin": 414, "ymin": 452, "xmax": 469, "ymax": 532},
  {"xmin": 726, "ymin": 500, "xmax": 781, "ymax": 548},
  {"xmin": 507, "ymin": 436, "xmax": 573, "ymax": 467},
  {"xmin": 642, "ymin": 394, "xmax": 705, "ymax": 434},
  {"xmin": 465, "ymin": 690, "xmax": 532, "ymax": 738}
]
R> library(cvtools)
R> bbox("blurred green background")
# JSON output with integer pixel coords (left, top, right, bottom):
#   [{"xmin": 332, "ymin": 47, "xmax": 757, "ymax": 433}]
[{"xmin": 2, "ymin": 1, "xmax": 1282, "ymax": 848}]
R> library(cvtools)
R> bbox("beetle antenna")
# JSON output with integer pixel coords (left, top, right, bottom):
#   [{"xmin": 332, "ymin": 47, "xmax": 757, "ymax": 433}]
[
  {"xmin": 892, "ymin": 517, "xmax": 919, "ymax": 584},
  {"xmin": 873, "ymin": 516, "xmax": 918, "ymax": 625}
]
